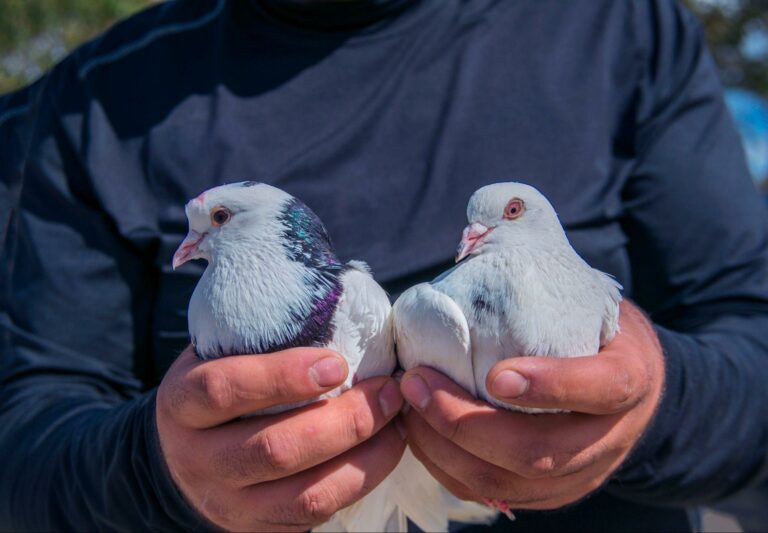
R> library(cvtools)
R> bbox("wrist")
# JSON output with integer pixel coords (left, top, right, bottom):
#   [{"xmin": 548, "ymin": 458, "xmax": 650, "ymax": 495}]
[
  {"xmin": 143, "ymin": 391, "xmax": 217, "ymax": 531},
  {"xmin": 607, "ymin": 325, "xmax": 682, "ymax": 495}
]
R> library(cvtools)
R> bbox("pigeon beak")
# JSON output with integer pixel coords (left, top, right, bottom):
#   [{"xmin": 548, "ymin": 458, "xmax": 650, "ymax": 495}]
[
  {"xmin": 172, "ymin": 230, "xmax": 206, "ymax": 270},
  {"xmin": 455, "ymin": 223, "xmax": 494, "ymax": 263}
]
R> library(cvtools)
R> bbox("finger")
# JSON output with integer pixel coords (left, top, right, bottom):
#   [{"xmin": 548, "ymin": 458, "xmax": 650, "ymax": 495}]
[
  {"xmin": 241, "ymin": 424, "xmax": 406, "ymax": 531},
  {"xmin": 401, "ymin": 368, "xmax": 625, "ymax": 478},
  {"xmin": 407, "ymin": 440, "xmax": 478, "ymax": 503},
  {"xmin": 483, "ymin": 300, "xmax": 657, "ymax": 414},
  {"xmin": 485, "ymin": 351, "xmax": 649, "ymax": 415},
  {"xmin": 162, "ymin": 346, "xmax": 349, "ymax": 428},
  {"xmin": 201, "ymin": 376, "xmax": 403, "ymax": 485},
  {"xmin": 404, "ymin": 409, "xmax": 617, "ymax": 508}
]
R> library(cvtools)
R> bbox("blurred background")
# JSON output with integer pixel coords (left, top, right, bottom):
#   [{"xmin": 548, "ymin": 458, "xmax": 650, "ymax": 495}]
[{"xmin": 0, "ymin": 0, "xmax": 767, "ymax": 192}]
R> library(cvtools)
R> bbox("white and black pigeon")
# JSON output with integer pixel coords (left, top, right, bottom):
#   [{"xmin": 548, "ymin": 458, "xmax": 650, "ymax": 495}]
[
  {"xmin": 172, "ymin": 182, "xmax": 395, "ymax": 397},
  {"xmin": 392, "ymin": 182, "xmax": 622, "ymax": 519},
  {"xmin": 171, "ymin": 181, "xmax": 492, "ymax": 532},
  {"xmin": 173, "ymin": 181, "xmax": 398, "ymax": 530}
]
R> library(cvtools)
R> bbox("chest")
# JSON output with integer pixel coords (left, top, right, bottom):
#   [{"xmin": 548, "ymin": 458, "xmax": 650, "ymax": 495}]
[{"xmin": 436, "ymin": 255, "xmax": 604, "ymax": 353}]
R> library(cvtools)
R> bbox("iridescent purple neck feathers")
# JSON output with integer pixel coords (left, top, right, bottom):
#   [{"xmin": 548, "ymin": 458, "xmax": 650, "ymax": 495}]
[{"xmin": 271, "ymin": 198, "xmax": 345, "ymax": 350}]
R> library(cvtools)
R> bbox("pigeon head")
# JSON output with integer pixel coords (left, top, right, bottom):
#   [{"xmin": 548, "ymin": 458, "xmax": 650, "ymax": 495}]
[
  {"xmin": 172, "ymin": 181, "xmax": 334, "ymax": 269},
  {"xmin": 455, "ymin": 182, "xmax": 565, "ymax": 262},
  {"xmin": 175, "ymin": 181, "xmax": 348, "ymax": 359}
]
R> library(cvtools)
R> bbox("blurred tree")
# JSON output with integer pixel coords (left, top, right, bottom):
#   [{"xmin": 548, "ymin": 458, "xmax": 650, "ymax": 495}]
[
  {"xmin": 0, "ymin": 0, "xmax": 156, "ymax": 93},
  {"xmin": 686, "ymin": 0, "xmax": 768, "ymax": 96}
]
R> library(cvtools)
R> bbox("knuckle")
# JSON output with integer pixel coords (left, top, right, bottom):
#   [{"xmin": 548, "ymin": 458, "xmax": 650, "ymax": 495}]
[
  {"xmin": 517, "ymin": 445, "xmax": 563, "ymax": 479},
  {"xmin": 263, "ymin": 362, "xmax": 295, "ymax": 400},
  {"xmin": 543, "ymin": 376, "xmax": 569, "ymax": 405},
  {"xmin": 346, "ymin": 394, "xmax": 377, "ymax": 442},
  {"xmin": 249, "ymin": 431, "xmax": 297, "ymax": 475},
  {"xmin": 294, "ymin": 488, "xmax": 338, "ymax": 525},
  {"xmin": 197, "ymin": 366, "xmax": 235, "ymax": 413},
  {"xmin": 270, "ymin": 372, "xmax": 294, "ymax": 400},
  {"xmin": 608, "ymin": 361, "xmax": 644, "ymax": 411},
  {"xmin": 434, "ymin": 411, "xmax": 466, "ymax": 442},
  {"xmin": 524, "ymin": 455, "xmax": 558, "ymax": 478}
]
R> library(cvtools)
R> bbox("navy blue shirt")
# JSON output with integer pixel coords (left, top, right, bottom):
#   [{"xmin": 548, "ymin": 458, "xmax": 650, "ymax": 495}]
[{"xmin": 2, "ymin": 0, "xmax": 768, "ymax": 531}]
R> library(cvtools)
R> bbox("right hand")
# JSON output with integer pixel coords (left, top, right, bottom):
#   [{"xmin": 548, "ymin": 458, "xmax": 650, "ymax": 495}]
[{"xmin": 156, "ymin": 345, "xmax": 405, "ymax": 531}]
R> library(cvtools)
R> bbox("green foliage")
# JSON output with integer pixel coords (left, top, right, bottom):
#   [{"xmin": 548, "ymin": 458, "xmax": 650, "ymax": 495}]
[{"xmin": 0, "ymin": 0, "xmax": 155, "ymax": 93}]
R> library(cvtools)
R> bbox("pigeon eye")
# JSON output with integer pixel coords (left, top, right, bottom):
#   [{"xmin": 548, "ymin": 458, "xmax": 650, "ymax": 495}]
[
  {"xmin": 211, "ymin": 207, "xmax": 232, "ymax": 227},
  {"xmin": 503, "ymin": 198, "xmax": 525, "ymax": 220}
]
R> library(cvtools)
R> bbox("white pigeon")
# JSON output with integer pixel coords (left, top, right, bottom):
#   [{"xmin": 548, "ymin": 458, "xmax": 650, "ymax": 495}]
[
  {"xmin": 392, "ymin": 182, "xmax": 622, "ymax": 519},
  {"xmin": 394, "ymin": 181, "xmax": 622, "ymax": 408},
  {"xmin": 171, "ymin": 181, "xmax": 492, "ymax": 532}
]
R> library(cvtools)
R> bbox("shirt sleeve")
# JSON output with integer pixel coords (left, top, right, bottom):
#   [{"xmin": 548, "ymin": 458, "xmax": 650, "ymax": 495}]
[
  {"xmin": 0, "ymin": 61, "xmax": 210, "ymax": 531},
  {"xmin": 607, "ymin": 0, "xmax": 768, "ymax": 505}
]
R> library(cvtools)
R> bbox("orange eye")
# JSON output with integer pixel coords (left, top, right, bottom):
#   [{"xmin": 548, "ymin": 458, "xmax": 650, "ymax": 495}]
[
  {"xmin": 503, "ymin": 198, "xmax": 525, "ymax": 220},
  {"xmin": 211, "ymin": 206, "xmax": 232, "ymax": 227}
]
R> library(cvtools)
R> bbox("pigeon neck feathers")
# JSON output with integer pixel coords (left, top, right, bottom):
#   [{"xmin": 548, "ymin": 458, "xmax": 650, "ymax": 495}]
[
  {"xmin": 274, "ymin": 198, "xmax": 346, "ymax": 350},
  {"xmin": 190, "ymin": 196, "xmax": 345, "ymax": 359},
  {"xmin": 278, "ymin": 197, "xmax": 342, "ymax": 271}
]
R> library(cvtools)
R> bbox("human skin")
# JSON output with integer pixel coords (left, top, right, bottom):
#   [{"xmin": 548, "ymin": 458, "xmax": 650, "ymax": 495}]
[
  {"xmin": 400, "ymin": 300, "xmax": 665, "ymax": 510},
  {"xmin": 156, "ymin": 346, "xmax": 405, "ymax": 532}
]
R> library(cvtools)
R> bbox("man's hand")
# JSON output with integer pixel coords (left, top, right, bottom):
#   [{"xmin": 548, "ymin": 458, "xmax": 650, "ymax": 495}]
[
  {"xmin": 156, "ymin": 346, "xmax": 405, "ymax": 531},
  {"xmin": 399, "ymin": 300, "xmax": 664, "ymax": 510}
]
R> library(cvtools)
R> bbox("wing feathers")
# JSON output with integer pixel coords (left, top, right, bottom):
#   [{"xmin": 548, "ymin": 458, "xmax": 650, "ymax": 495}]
[{"xmin": 394, "ymin": 283, "xmax": 476, "ymax": 395}]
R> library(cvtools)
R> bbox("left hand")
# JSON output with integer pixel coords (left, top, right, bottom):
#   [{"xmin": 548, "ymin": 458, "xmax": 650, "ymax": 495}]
[{"xmin": 399, "ymin": 300, "xmax": 664, "ymax": 511}]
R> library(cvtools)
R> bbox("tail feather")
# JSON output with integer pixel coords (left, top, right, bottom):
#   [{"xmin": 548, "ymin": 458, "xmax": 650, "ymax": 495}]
[
  {"xmin": 314, "ymin": 447, "xmax": 497, "ymax": 532},
  {"xmin": 393, "ymin": 448, "xmax": 497, "ymax": 531},
  {"xmin": 315, "ymin": 478, "xmax": 398, "ymax": 532},
  {"xmin": 388, "ymin": 448, "xmax": 453, "ymax": 532}
]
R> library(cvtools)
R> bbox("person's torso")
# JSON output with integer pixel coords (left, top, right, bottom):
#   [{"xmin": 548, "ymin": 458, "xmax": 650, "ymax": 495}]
[{"xmin": 63, "ymin": 1, "xmax": 691, "ymax": 529}]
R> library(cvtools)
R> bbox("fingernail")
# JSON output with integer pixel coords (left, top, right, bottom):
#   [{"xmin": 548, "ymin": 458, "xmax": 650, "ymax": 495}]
[
  {"xmin": 492, "ymin": 370, "xmax": 529, "ymax": 398},
  {"xmin": 310, "ymin": 357, "xmax": 345, "ymax": 387},
  {"xmin": 378, "ymin": 381, "xmax": 403, "ymax": 418},
  {"xmin": 401, "ymin": 375, "xmax": 431, "ymax": 410}
]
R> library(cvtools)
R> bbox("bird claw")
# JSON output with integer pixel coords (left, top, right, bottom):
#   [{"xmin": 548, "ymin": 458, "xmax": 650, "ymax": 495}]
[{"xmin": 483, "ymin": 498, "xmax": 516, "ymax": 521}]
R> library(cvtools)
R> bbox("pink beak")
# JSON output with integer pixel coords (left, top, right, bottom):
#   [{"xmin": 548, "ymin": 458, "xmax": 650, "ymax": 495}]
[
  {"xmin": 172, "ymin": 230, "xmax": 206, "ymax": 270},
  {"xmin": 455, "ymin": 223, "xmax": 494, "ymax": 263}
]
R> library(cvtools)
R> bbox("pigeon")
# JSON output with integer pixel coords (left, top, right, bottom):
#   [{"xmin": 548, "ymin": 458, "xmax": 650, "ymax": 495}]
[
  {"xmin": 392, "ymin": 181, "xmax": 622, "ymax": 519},
  {"xmin": 172, "ymin": 181, "xmax": 395, "ymax": 395},
  {"xmin": 173, "ymin": 181, "xmax": 397, "ymax": 529},
  {"xmin": 172, "ymin": 181, "xmax": 492, "ymax": 532}
]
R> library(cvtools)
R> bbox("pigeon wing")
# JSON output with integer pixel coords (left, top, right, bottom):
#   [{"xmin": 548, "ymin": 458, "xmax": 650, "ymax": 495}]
[
  {"xmin": 393, "ymin": 282, "xmax": 476, "ymax": 395},
  {"xmin": 328, "ymin": 260, "xmax": 396, "ymax": 384}
]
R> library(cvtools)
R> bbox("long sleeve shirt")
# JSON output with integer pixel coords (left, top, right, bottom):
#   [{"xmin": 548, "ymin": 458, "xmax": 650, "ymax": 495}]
[{"xmin": 2, "ymin": 1, "xmax": 768, "ymax": 531}]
